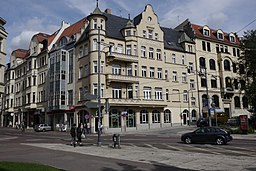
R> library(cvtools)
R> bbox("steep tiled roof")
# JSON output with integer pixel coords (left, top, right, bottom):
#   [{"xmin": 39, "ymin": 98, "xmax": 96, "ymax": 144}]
[
  {"xmin": 56, "ymin": 18, "xmax": 87, "ymax": 44},
  {"xmin": 34, "ymin": 33, "xmax": 50, "ymax": 43},
  {"xmin": 48, "ymin": 30, "xmax": 59, "ymax": 46},
  {"xmin": 191, "ymin": 24, "xmax": 240, "ymax": 45},
  {"xmin": 14, "ymin": 49, "xmax": 29, "ymax": 58},
  {"xmin": 161, "ymin": 27, "xmax": 185, "ymax": 51}
]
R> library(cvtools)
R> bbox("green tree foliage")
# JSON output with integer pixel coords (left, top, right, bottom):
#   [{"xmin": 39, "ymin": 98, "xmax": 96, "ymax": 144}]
[{"xmin": 239, "ymin": 30, "xmax": 256, "ymax": 112}]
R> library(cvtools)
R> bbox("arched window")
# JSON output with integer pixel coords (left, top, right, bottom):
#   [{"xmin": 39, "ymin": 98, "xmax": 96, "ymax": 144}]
[
  {"xmin": 212, "ymin": 95, "xmax": 219, "ymax": 107},
  {"xmin": 234, "ymin": 96, "xmax": 241, "ymax": 108},
  {"xmin": 126, "ymin": 109, "xmax": 136, "ymax": 127},
  {"xmin": 109, "ymin": 109, "xmax": 121, "ymax": 128},
  {"xmin": 224, "ymin": 59, "xmax": 231, "ymax": 71},
  {"xmin": 242, "ymin": 96, "xmax": 248, "ymax": 109},
  {"xmin": 191, "ymin": 110, "xmax": 197, "ymax": 122},
  {"xmin": 209, "ymin": 59, "xmax": 216, "ymax": 70},
  {"xmin": 140, "ymin": 110, "xmax": 148, "ymax": 124},
  {"xmin": 202, "ymin": 94, "xmax": 208, "ymax": 107},
  {"xmin": 199, "ymin": 57, "xmax": 206, "ymax": 69},
  {"xmin": 152, "ymin": 110, "xmax": 160, "ymax": 123},
  {"xmin": 164, "ymin": 109, "xmax": 171, "ymax": 123}
]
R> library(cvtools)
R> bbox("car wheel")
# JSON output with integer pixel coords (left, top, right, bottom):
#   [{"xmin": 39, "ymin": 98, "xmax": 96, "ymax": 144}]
[
  {"xmin": 216, "ymin": 137, "xmax": 225, "ymax": 145},
  {"xmin": 184, "ymin": 137, "xmax": 192, "ymax": 144}
]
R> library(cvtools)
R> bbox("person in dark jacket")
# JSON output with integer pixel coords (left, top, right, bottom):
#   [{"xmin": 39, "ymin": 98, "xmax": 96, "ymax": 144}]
[
  {"xmin": 70, "ymin": 123, "xmax": 77, "ymax": 147},
  {"xmin": 77, "ymin": 123, "xmax": 84, "ymax": 146}
]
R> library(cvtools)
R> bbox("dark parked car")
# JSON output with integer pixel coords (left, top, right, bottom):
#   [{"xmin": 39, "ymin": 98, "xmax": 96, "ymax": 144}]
[
  {"xmin": 34, "ymin": 124, "xmax": 52, "ymax": 132},
  {"xmin": 197, "ymin": 118, "xmax": 209, "ymax": 127},
  {"xmin": 181, "ymin": 127, "xmax": 233, "ymax": 145}
]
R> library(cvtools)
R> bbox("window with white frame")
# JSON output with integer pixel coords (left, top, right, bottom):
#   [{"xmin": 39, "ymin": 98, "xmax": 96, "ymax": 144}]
[
  {"xmin": 133, "ymin": 45, "xmax": 137, "ymax": 56},
  {"xmin": 172, "ymin": 53, "xmax": 176, "ymax": 63},
  {"xmin": 112, "ymin": 64, "xmax": 121, "ymax": 75},
  {"xmin": 127, "ymin": 65, "xmax": 132, "ymax": 76},
  {"xmin": 143, "ymin": 87, "xmax": 151, "ymax": 99},
  {"xmin": 112, "ymin": 87, "xmax": 122, "ymax": 99},
  {"xmin": 149, "ymin": 47, "xmax": 154, "ymax": 59},
  {"xmin": 181, "ymin": 55, "xmax": 185, "ymax": 65},
  {"xmin": 230, "ymin": 35, "xmax": 235, "ymax": 43},
  {"xmin": 182, "ymin": 72, "xmax": 187, "ymax": 83},
  {"xmin": 156, "ymin": 49, "xmax": 161, "ymax": 60},
  {"xmin": 141, "ymin": 46, "xmax": 146, "ymax": 57},
  {"xmin": 157, "ymin": 68, "xmax": 162, "ymax": 79},
  {"xmin": 183, "ymin": 90, "xmax": 188, "ymax": 102},
  {"xmin": 93, "ymin": 84, "xmax": 97, "ymax": 96},
  {"xmin": 142, "ymin": 66, "xmax": 147, "ymax": 77},
  {"xmin": 188, "ymin": 62, "xmax": 194, "ymax": 73},
  {"xmin": 126, "ymin": 45, "xmax": 131, "ymax": 55},
  {"xmin": 92, "ymin": 39, "xmax": 97, "ymax": 51},
  {"xmin": 148, "ymin": 29, "xmax": 153, "ymax": 39},
  {"xmin": 203, "ymin": 28, "xmax": 210, "ymax": 36},
  {"xmin": 93, "ymin": 19, "xmax": 97, "ymax": 29},
  {"xmin": 172, "ymin": 71, "xmax": 177, "ymax": 81},
  {"xmin": 150, "ymin": 67, "xmax": 155, "ymax": 78},
  {"xmin": 140, "ymin": 110, "xmax": 148, "ymax": 124},
  {"xmin": 155, "ymin": 88, "xmax": 162, "ymax": 100},
  {"xmin": 128, "ymin": 86, "xmax": 133, "ymax": 99},
  {"xmin": 190, "ymin": 79, "xmax": 195, "ymax": 89},
  {"xmin": 152, "ymin": 110, "xmax": 160, "ymax": 123},
  {"xmin": 117, "ymin": 44, "xmax": 123, "ymax": 53},
  {"xmin": 135, "ymin": 85, "xmax": 139, "ymax": 99},
  {"xmin": 166, "ymin": 89, "xmax": 169, "ymax": 101},
  {"xmin": 93, "ymin": 61, "xmax": 97, "ymax": 73},
  {"xmin": 134, "ymin": 65, "xmax": 138, "ymax": 76},
  {"xmin": 217, "ymin": 32, "xmax": 224, "ymax": 40}
]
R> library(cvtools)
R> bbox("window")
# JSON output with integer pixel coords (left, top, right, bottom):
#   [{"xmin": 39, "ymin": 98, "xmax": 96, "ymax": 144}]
[
  {"xmin": 61, "ymin": 70, "xmax": 66, "ymax": 80},
  {"xmin": 68, "ymin": 90, "xmax": 73, "ymax": 105},
  {"xmin": 188, "ymin": 62, "xmax": 194, "ymax": 73},
  {"xmin": 156, "ymin": 49, "xmax": 161, "ymax": 60},
  {"xmin": 142, "ymin": 66, "xmax": 147, "ymax": 77},
  {"xmin": 172, "ymin": 71, "xmax": 177, "ymax": 81},
  {"xmin": 183, "ymin": 90, "xmax": 188, "ymax": 102},
  {"xmin": 93, "ymin": 61, "xmax": 97, "ymax": 73},
  {"xmin": 234, "ymin": 96, "xmax": 241, "ymax": 108},
  {"xmin": 112, "ymin": 87, "xmax": 121, "ymax": 99},
  {"xmin": 202, "ymin": 41, "xmax": 206, "ymax": 51},
  {"xmin": 181, "ymin": 55, "xmax": 185, "ymax": 65},
  {"xmin": 126, "ymin": 45, "xmax": 131, "ymax": 55},
  {"xmin": 209, "ymin": 59, "xmax": 216, "ymax": 70},
  {"xmin": 224, "ymin": 46, "xmax": 228, "ymax": 53},
  {"xmin": 211, "ymin": 79, "xmax": 217, "ymax": 88},
  {"xmin": 166, "ymin": 89, "xmax": 169, "ymax": 101},
  {"xmin": 93, "ymin": 19, "xmax": 97, "ymax": 29},
  {"xmin": 117, "ymin": 44, "xmax": 123, "ymax": 53},
  {"xmin": 143, "ymin": 87, "xmax": 151, "ymax": 100},
  {"xmin": 149, "ymin": 47, "xmax": 154, "ymax": 59},
  {"xmin": 135, "ymin": 85, "xmax": 139, "ymax": 99},
  {"xmin": 150, "ymin": 67, "xmax": 155, "ymax": 78},
  {"xmin": 155, "ymin": 33, "xmax": 158, "ymax": 40},
  {"xmin": 207, "ymin": 42, "xmax": 211, "ymax": 52},
  {"xmin": 190, "ymin": 79, "xmax": 195, "ymax": 89},
  {"xmin": 217, "ymin": 32, "xmax": 223, "ymax": 40},
  {"xmin": 182, "ymin": 72, "xmax": 187, "ymax": 83},
  {"xmin": 92, "ymin": 39, "xmax": 97, "ymax": 51},
  {"xmin": 230, "ymin": 36, "xmax": 235, "ymax": 43},
  {"xmin": 133, "ymin": 45, "xmax": 137, "ymax": 56},
  {"xmin": 201, "ymin": 78, "xmax": 207, "ymax": 87},
  {"xmin": 140, "ymin": 110, "xmax": 148, "ymax": 124},
  {"xmin": 128, "ymin": 86, "xmax": 133, "ymax": 99},
  {"xmin": 143, "ymin": 30, "xmax": 146, "ymax": 38},
  {"xmin": 203, "ymin": 29, "xmax": 210, "ymax": 36},
  {"xmin": 224, "ymin": 60, "xmax": 231, "ymax": 71},
  {"xmin": 126, "ymin": 30, "xmax": 131, "ymax": 36},
  {"xmin": 127, "ymin": 65, "xmax": 132, "ymax": 76},
  {"xmin": 84, "ymin": 44, "xmax": 89, "ymax": 56},
  {"xmin": 199, "ymin": 57, "xmax": 206, "ymax": 69},
  {"xmin": 141, "ymin": 46, "xmax": 146, "ymax": 57},
  {"xmin": 148, "ymin": 29, "xmax": 153, "ymax": 39},
  {"xmin": 112, "ymin": 64, "xmax": 121, "ymax": 75},
  {"xmin": 157, "ymin": 68, "xmax": 162, "ymax": 79},
  {"xmin": 152, "ymin": 110, "xmax": 160, "ymax": 123},
  {"xmin": 101, "ymin": 61, "xmax": 104, "ymax": 74},
  {"xmin": 134, "ymin": 65, "xmax": 138, "ymax": 76},
  {"xmin": 216, "ymin": 44, "xmax": 220, "ymax": 53},
  {"xmin": 93, "ymin": 84, "xmax": 97, "ymax": 96},
  {"xmin": 172, "ymin": 54, "xmax": 176, "ymax": 63},
  {"xmin": 155, "ymin": 88, "xmax": 162, "ymax": 100},
  {"xmin": 164, "ymin": 110, "xmax": 171, "ymax": 123}
]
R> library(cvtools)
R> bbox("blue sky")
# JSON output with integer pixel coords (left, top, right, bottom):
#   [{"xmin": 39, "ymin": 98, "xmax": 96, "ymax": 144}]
[{"xmin": 1, "ymin": 0, "xmax": 256, "ymax": 63}]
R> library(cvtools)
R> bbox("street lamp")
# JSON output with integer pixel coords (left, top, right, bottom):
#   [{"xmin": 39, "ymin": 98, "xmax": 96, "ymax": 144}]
[{"xmin": 97, "ymin": 27, "xmax": 113, "ymax": 146}]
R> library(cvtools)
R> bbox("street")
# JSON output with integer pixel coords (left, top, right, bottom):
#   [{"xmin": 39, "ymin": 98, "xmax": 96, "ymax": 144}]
[{"xmin": 0, "ymin": 127, "xmax": 256, "ymax": 171}]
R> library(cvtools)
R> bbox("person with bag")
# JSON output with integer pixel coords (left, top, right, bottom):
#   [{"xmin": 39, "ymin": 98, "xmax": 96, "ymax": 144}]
[{"xmin": 70, "ymin": 123, "xmax": 77, "ymax": 147}]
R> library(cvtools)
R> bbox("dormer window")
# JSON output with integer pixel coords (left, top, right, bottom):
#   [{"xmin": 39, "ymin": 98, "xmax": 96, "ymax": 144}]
[
  {"xmin": 93, "ymin": 19, "xmax": 97, "ymax": 29},
  {"xmin": 230, "ymin": 36, "xmax": 235, "ymax": 43},
  {"xmin": 126, "ymin": 30, "xmax": 131, "ymax": 36},
  {"xmin": 217, "ymin": 32, "xmax": 224, "ymax": 40},
  {"xmin": 203, "ymin": 29, "xmax": 210, "ymax": 37}
]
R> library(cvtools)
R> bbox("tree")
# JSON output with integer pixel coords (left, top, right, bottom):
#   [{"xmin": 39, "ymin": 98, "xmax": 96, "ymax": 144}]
[{"xmin": 239, "ymin": 30, "xmax": 256, "ymax": 113}]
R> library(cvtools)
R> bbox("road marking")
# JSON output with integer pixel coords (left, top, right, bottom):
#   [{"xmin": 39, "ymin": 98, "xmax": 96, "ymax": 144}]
[
  {"xmin": 162, "ymin": 143, "xmax": 185, "ymax": 151},
  {"xmin": 0, "ymin": 137, "xmax": 18, "ymax": 141},
  {"xmin": 185, "ymin": 144, "xmax": 221, "ymax": 155},
  {"xmin": 144, "ymin": 143, "xmax": 158, "ymax": 149},
  {"xmin": 205, "ymin": 145, "xmax": 255, "ymax": 156}
]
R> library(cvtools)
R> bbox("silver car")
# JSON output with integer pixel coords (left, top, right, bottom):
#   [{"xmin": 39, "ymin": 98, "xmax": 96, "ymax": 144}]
[{"xmin": 34, "ymin": 124, "xmax": 52, "ymax": 132}]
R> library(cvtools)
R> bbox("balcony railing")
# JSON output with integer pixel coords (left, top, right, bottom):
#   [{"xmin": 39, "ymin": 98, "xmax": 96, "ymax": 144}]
[
  {"xmin": 109, "ymin": 98, "xmax": 167, "ymax": 107},
  {"xmin": 108, "ymin": 52, "xmax": 138, "ymax": 62},
  {"xmin": 107, "ymin": 74, "xmax": 139, "ymax": 83}
]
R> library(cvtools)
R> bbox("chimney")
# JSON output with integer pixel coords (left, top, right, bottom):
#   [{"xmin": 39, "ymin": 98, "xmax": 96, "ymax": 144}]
[{"xmin": 105, "ymin": 8, "xmax": 111, "ymax": 14}]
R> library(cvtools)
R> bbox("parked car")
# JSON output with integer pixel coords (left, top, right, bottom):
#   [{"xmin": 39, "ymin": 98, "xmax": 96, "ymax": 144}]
[
  {"xmin": 196, "ymin": 118, "xmax": 209, "ymax": 127},
  {"xmin": 34, "ymin": 124, "xmax": 52, "ymax": 132},
  {"xmin": 181, "ymin": 127, "xmax": 233, "ymax": 145}
]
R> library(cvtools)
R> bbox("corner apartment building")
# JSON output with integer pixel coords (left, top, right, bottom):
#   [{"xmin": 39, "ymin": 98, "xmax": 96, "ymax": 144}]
[
  {"xmin": 0, "ymin": 17, "xmax": 7, "ymax": 126},
  {"xmin": 176, "ymin": 20, "xmax": 249, "ymax": 120},
  {"xmin": 74, "ymin": 4, "xmax": 198, "ymax": 133}
]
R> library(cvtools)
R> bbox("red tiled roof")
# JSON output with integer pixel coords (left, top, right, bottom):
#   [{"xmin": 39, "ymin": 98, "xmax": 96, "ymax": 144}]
[
  {"xmin": 31, "ymin": 32, "xmax": 49, "ymax": 43},
  {"xmin": 191, "ymin": 24, "xmax": 240, "ymax": 46},
  {"xmin": 13, "ymin": 49, "xmax": 29, "ymax": 58},
  {"xmin": 56, "ymin": 17, "xmax": 87, "ymax": 43},
  {"xmin": 48, "ymin": 30, "xmax": 59, "ymax": 45}
]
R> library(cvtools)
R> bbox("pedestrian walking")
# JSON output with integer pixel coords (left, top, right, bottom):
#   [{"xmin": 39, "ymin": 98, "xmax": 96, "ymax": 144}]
[
  {"xmin": 70, "ymin": 123, "xmax": 77, "ymax": 147},
  {"xmin": 21, "ymin": 122, "xmax": 25, "ymax": 132},
  {"xmin": 77, "ymin": 123, "xmax": 84, "ymax": 146}
]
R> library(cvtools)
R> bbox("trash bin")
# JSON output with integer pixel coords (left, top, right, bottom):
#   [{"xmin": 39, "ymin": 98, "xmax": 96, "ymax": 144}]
[{"xmin": 112, "ymin": 134, "xmax": 121, "ymax": 148}]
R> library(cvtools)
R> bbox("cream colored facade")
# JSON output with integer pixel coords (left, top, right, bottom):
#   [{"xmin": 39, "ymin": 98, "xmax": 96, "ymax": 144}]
[{"xmin": 0, "ymin": 17, "xmax": 7, "ymax": 126}]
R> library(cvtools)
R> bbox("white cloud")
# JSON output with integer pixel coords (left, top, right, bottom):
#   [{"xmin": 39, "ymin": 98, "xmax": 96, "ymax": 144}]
[{"xmin": 63, "ymin": 0, "xmax": 95, "ymax": 15}]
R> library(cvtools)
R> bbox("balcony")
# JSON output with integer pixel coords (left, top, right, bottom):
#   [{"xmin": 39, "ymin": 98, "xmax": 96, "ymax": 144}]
[
  {"xmin": 109, "ymin": 98, "xmax": 167, "ymax": 107},
  {"xmin": 107, "ymin": 74, "xmax": 139, "ymax": 83},
  {"xmin": 107, "ymin": 52, "xmax": 138, "ymax": 63}
]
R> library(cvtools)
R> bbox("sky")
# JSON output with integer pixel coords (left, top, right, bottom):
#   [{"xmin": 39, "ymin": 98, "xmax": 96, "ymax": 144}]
[{"xmin": 0, "ymin": 0, "xmax": 256, "ymax": 63}]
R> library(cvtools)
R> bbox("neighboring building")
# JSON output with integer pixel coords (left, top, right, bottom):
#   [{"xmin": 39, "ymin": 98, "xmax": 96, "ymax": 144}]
[
  {"xmin": 0, "ymin": 17, "xmax": 7, "ymax": 127},
  {"xmin": 74, "ymin": 4, "xmax": 198, "ymax": 133},
  {"xmin": 175, "ymin": 19, "xmax": 250, "ymax": 120}
]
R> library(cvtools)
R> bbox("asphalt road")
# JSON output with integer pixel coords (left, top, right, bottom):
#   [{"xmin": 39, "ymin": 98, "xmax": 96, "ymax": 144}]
[{"xmin": 0, "ymin": 127, "xmax": 256, "ymax": 171}]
